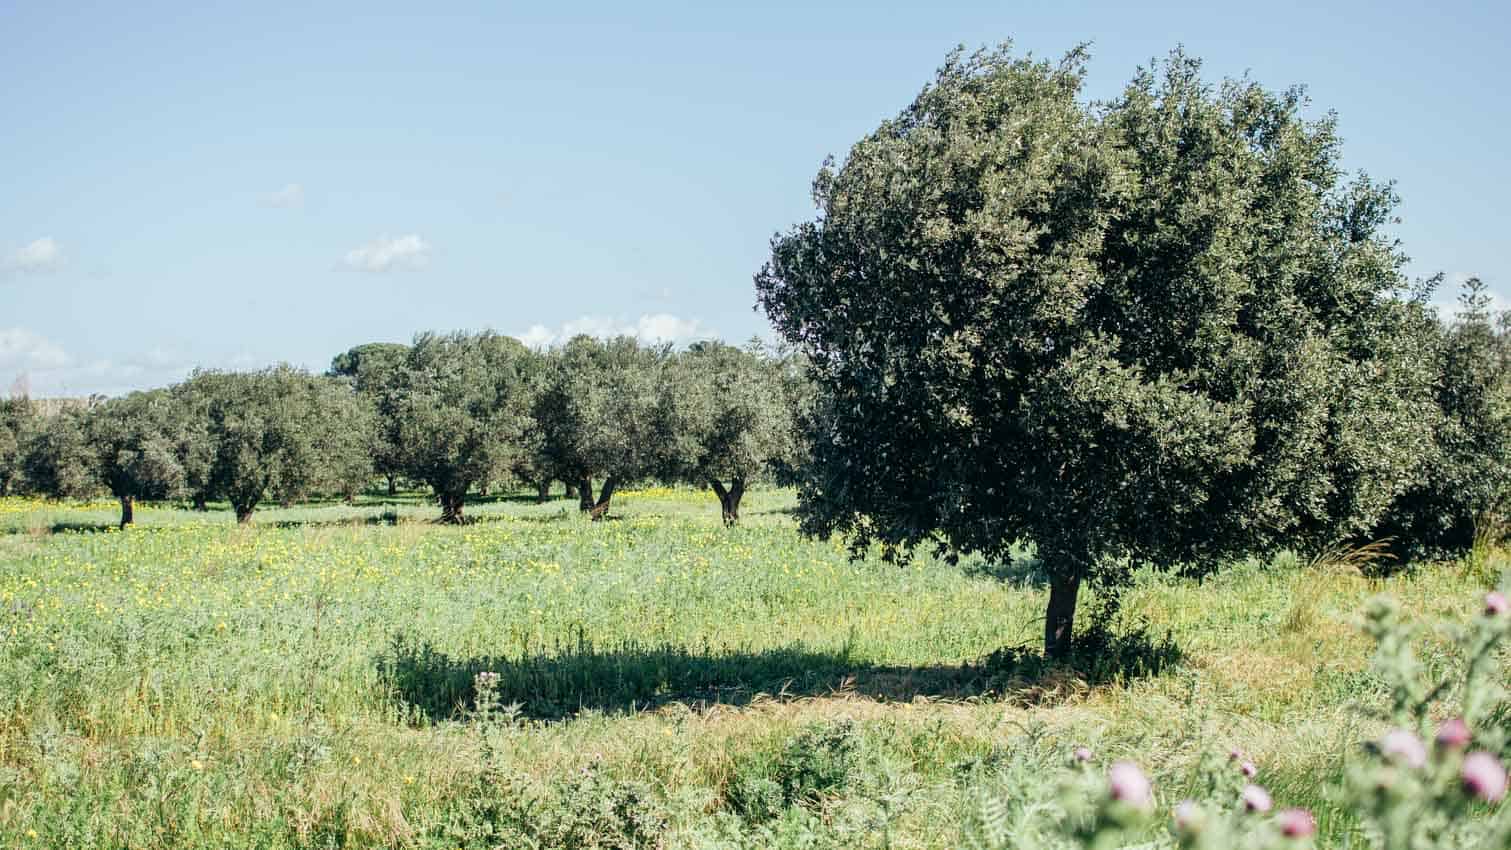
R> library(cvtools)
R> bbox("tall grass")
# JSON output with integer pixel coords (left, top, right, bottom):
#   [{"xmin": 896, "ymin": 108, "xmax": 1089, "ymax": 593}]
[{"xmin": 0, "ymin": 490, "xmax": 1504, "ymax": 847}]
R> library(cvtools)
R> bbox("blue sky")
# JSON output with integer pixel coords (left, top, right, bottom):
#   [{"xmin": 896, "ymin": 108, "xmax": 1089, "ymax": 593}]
[{"xmin": 2, "ymin": 0, "xmax": 1506, "ymax": 396}]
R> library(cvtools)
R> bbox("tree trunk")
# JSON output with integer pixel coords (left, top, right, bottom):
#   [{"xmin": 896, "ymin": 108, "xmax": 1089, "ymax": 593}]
[
  {"xmin": 564, "ymin": 484, "xmax": 578, "ymax": 500},
  {"xmin": 1044, "ymin": 573, "xmax": 1082, "ymax": 661},
  {"xmin": 439, "ymin": 492, "xmax": 465, "ymax": 523},
  {"xmin": 479, "ymin": 482, "xmax": 489, "ymax": 498},
  {"xmin": 386, "ymin": 474, "xmax": 397, "ymax": 496},
  {"xmin": 193, "ymin": 492, "xmax": 208, "ymax": 511},
  {"xmin": 710, "ymin": 478, "xmax": 745, "ymax": 527},
  {"xmin": 577, "ymin": 477, "xmax": 595, "ymax": 513},
  {"xmin": 118, "ymin": 495, "xmax": 134, "ymax": 529},
  {"xmin": 590, "ymin": 476, "xmax": 617, "ymax": 521},
  {"xmin": 536, "ymin": 479, "xmax": 551, "ymax": 503},
  {"xmin": 234, "ymin": 504, "xmax": 254, "ymax": 524}
]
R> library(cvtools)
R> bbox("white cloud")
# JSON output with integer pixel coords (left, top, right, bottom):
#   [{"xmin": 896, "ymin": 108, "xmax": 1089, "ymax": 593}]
[
  {"xmin": 0, "ymin": 329, "xmax": 209, "ymax": 397},
  {"xmin": 259, "ymin": 183, "xmax": 305, "ymax": 208},
  {"xmin": 4, "ymin": 237, "xmax": 64, "ymax": 274},
  {"xmin": 516, "ymin": 313, "xmax": 715, "ymax": 349},
  {"xmin": 342, "ymin": 234, "xmax": 430, "ymax": 272},
  {"xmin": 0, "ymin": 328, "xmax": 68, "ymax": 371}
]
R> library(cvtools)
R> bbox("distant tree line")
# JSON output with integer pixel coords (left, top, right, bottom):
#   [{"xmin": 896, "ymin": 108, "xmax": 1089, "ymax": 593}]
[{"xmin": 0, "ymin": 335, "xmax": 808, "ymax": 528}]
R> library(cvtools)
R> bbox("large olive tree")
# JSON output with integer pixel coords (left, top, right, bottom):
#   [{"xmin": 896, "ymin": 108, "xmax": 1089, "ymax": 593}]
[
  {"xmin": 531, "ymin": 336, "xmax": 668, "ymax": 518},
  {"xmin": 384, "ymin": 331, "xmax": 533, "ymax": 522},
  {"xmin": 660, "ymin": 341, "xmax": 804, "ymax": 525},
  {"xmin": 178, "ymin": 366, "xmax": 373, "ymax": 522},
  {"xmin": 756, "ymin": 45, "xmax": 1438, "ymax": 658}
]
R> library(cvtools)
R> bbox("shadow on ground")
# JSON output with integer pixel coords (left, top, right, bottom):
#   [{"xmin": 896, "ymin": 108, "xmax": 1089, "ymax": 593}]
[{"xmin": 376, "ymin": 626, "xmax": 1182, "ymax": 724}]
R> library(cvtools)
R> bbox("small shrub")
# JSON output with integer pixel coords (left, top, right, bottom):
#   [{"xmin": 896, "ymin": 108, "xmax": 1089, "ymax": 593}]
[{"xmin": 727, "ymin": 719, "xmax": 860, "ymax": 823}]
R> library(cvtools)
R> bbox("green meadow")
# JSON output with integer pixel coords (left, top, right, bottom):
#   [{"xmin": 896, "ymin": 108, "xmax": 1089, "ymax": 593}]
[{"xmin": 0, "ymin": 490, "xmax": 1504, "ymax": 848}]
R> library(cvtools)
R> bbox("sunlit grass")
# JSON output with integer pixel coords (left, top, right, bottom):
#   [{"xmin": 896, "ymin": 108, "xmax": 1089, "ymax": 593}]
[{"xmin": 0, "ymin": 489, "xmax": 1504, "ymax": 847}]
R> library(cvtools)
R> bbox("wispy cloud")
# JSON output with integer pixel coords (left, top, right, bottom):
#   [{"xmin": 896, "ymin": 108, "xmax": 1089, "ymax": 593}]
[
  {"xmin": 259, "ymin": 183, "xmax": 305, "ymax": 208},
  {"xmin": 342, "ymin": 234, "xmax": 430, "ymax": 272},
  {"xmin": 0, "ymin": 328, "xmax": 68, "ymax": 371},
  {"xmin": 3, "ymin": 237, "xmax": 64, "ymax": 274},
  {"xmin": 0, "ymin": 329, "xmax": 212, "ymax": 398},
  {"xmin": 517, "ymin": 313, "xmax": 715, "ymax": 348}
]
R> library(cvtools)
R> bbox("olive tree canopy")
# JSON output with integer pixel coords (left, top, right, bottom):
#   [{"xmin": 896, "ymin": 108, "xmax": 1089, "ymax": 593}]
[
  {"xmin": 660, "ymin": 341, "xmax": 804, "ymax": 525},
  {"xmin": 384, "ymin": 331, "xmax": 533, "ymax": 522},
  {"xmin": 756, "ymin": 45, "xmax": 1438, "ymax": 657},
  {"xmin": 177, "ymin": 366, "xmax": 373, "ymax": 522},
  {"xmin": 531, "ymin": 336, "xmax": 668, "ymax": 519}
]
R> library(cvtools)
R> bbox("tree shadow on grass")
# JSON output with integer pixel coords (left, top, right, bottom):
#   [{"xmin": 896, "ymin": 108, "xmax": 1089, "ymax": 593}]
[
  {"xmin": 0, "ymin": 521, "xmax": 121, "ymax": 535},
  {"xmin": 962, "ymin": 555, "xmax": 1049, "ymax": 589},
  {"xmin": 376, "ymin": 626, "xmax": 1182, "ymax": 724}
]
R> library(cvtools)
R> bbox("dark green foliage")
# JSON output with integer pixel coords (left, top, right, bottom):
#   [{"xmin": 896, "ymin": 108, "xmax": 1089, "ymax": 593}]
[
  {"xmin": 727, "ymin": 720, "xmax": 859, "ymax": 823},
  {"xmin": 175, "ymin": 366, "xmax": 373, "ymax": 522},
  {"xmin": 20, "ymin": 406, "xmax": 99, "ymax": 501},
  {"xmin": 1376, "ymin": 278, "xmax": 1511, "ymax": 556},
  {"xmin": 661, "ymin": 341, "xmax": 805, "ymax": 524},
  {"xmin": 756, "ymin": 44, "xmax": 1438, "ymax": 656},
  {"xmin": 531, "ymin": 336, "xmax": 670, "ymax": 517},
  {"xmin": 330, "ymin": 342, "xmax": 410, "ymax": 495},
  {"xmin": 86, "ymin": 389, "xmax": 206, "ymax": 526},
  {"xmin": 383, "ymin": 331, "xmax": 532, "ymax": 521},
  {"xmin": 0, "ymin": 395, "xmax": 33, "ymax": 496}
]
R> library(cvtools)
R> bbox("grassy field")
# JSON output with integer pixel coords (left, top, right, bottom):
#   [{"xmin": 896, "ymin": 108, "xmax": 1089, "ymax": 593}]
[{"xmin": 0, "ymin": 489, "xmax": 1505, "ymax": 848}]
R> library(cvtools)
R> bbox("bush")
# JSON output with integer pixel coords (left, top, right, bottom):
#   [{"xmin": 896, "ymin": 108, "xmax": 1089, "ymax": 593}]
[
  {"xmin": 1377, "ymin": 278, "xmax": 1511, "ymax": 559},
  {"xmin": 727, "ymin": 719, "xmax": 860, "ymax": 823}
]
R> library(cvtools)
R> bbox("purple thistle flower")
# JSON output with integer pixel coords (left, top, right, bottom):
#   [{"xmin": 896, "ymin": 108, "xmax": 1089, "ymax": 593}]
[
  {"xmin": 1240, "ymin": 760, "xmax": 1259, "ymax": 778},
  {"xmin": 1435, "ymin": 717, "xmax": 1472, "ymax": 750},
  {"xmin": 1108, "ymin": 761, "xmax": 1154, "ymax": 812},
  {"xmin": 1073, "ymin": 746, "xmax": 1093, "ymax": 763},
  {"xmin": 1380, "ymin": 729, "xmax": 1427, "ymax": 769},
  {"xmin": 1242, "ymin": 784, "xmax": 1273, "ymax": 813},
  {"xmin": 1486, "ymin": 591, "xmax": 1508, "ymax": 617},
  {"xmin": 1276, "ymin": 807, "xmax": 1316, "ymax": 838},
  {"xmin": 1172, "ymin": 800, "xmax": 1203, "ymax": 833},
  {"xmin": 1462, "ymin": 751, "xmax": 1508, "ymax": 802}
]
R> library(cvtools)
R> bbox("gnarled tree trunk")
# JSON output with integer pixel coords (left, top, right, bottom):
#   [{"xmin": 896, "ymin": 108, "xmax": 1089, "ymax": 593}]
[
  {"xmin": 234, "ymin": 504, "xmax": 254, "ymax": 524},
  {"xmin": 589, "ymin": 476, "xmax": 617, "ymax": 520},
  {"xmin": 577, "ymin": 477, "xmax": 595, "ymax": 513},
  {"xmin": 439, "ymin": 491, "xmax": 465, "ymax": 523},
  {"xmin": 118, "ymin": 494, "xmax": 134, "ymax": 528},
  {"xmin": 386, "ymin": 474, "xmax": 397, "ymax": 496},
  {"xmin": 536, "ymin": 479, "xmax": 551, "ymax": 503},
  {"xmin": 1044, "ymin": 572, "xmax": 1082, "ymax": 661},
  {"xmin": 709, "ymin": 478, "xmax": 746, "ymax": 527},
  {"xmin": 193, "ymin": 492, "xmax": 208, "ymax": 511}
]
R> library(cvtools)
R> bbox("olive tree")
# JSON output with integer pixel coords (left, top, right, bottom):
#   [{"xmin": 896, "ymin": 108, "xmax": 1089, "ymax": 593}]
[
  {"xmin": 1375, "ymin": 277, "xmax": 1511, "ymax": 554},
  {"xmin": 20, "ymin": 406, "xmax": 99, "ymax": 502},
  {"xmin": 329, "ymin": 342, "xmax": 410, "ymax": 495},
  {"xmin": 0, "ymin": 396, "xmax": 33, "ymax": 496},
  {"xmin": 84, "ymin": 389, "xmax": 196, "ymax": 527},
  {"xmin": 382, "ymin": 331, "xmax": 532, "ymax": 522},
  {"xmin": 660, "ymin": 341, "xmax": 804, "ymax": 525},
  {"xmin": 532, "ymin": 336, "xmax": 668, "ymax": 518},
  {"xmin": 756, "ymin": 45, "xmax": 1438, "ymax": 657},
  {"xmin": 178, "ymin": 366, "xmax": 373, "ymax": 522}
]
